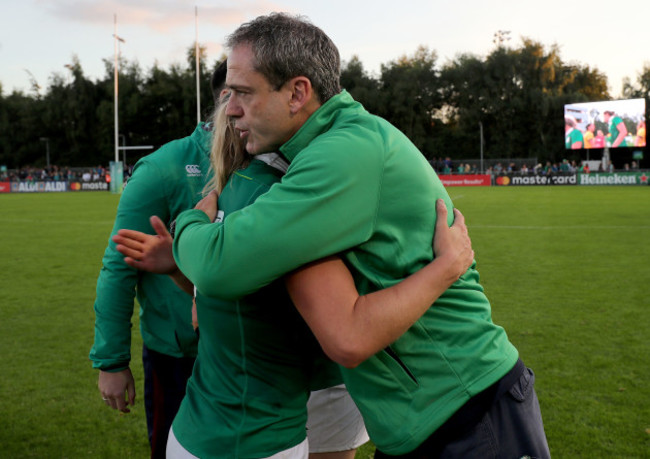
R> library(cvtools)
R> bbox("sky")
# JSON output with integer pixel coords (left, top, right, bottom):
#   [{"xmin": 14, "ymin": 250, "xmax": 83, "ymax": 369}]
[{"xmin": 1, "ymin": 0, "xmax": 649, "ymax": 98}]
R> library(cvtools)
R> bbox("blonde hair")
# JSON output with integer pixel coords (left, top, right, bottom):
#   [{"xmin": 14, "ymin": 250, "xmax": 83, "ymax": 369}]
[{"xmin": 203, "ymin": 95, "xmax": 252, "ymax": 195}]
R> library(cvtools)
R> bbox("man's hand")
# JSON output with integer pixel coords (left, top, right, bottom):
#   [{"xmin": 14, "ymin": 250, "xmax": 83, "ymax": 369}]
[
  {"xmin": 113, "ymin": 216, "xmax": 177, "ymax": 274},
  {"xmin": 433, "ymin": 199, "xmax": 474, "ymax": 280},
  {"xmin": 98, "ymin": 368, "xmax": 135, "ymax": 413},
  {"xmin": 194, "ymin": 189, "xmax": 219, "ymax": 222}
]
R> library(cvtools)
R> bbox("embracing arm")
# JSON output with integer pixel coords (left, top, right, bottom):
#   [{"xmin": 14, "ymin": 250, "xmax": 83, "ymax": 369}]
[
  {"xmin": 286, "ymin": 199, "xmax": 474, "ymax": 368},
  {"xmin": 172, "ymin": 151, "xmax": 379, "ymax": 299}
]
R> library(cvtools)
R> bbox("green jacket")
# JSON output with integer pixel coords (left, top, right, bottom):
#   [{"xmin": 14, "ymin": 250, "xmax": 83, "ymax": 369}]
[
  {"xmin": 90, "ymin": 124, "xmax": 212, "ymax": 370},
  {"xmin": 565, "ymin": 128, "xmax": 583, "ymax": 149},
  {"xmin": 173, "ymin": 92, "xmax": 518, "ymax": 454},
  {"xmin": 172, "ymin": 158, "xmax": 341, "ymax": 458},
  {"xmin": 608, "ymin": 115, "xmax": 624, "ymax": 146}
]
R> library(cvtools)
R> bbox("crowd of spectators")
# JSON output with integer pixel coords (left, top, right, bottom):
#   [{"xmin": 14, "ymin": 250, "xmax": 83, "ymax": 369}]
[
  {"xmin": 2, "ymin": 158, "xmax": 643, "ymax": 184},
  {"xmin": 1, "ymin": 164, "xmax": 134, "ymax": 183},
  {"xmin": 429, "ymin": 157, "xmax": 642, "ymax": 175}
]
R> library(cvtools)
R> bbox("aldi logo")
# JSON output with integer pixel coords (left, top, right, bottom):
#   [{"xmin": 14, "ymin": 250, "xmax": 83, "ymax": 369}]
[{"xmin": 10, "ymin": 181, "xmax": 68, "ymax": 192}]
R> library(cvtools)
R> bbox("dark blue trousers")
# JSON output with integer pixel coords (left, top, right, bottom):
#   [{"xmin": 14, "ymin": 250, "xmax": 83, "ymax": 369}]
[{"xmin": 142, "ymin": 345, "xmax": 196, "ymax": 459}]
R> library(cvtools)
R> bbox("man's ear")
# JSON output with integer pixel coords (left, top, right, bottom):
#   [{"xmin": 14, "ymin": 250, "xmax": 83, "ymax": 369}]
[{"xmin": 287, "ymin": 76, "xmax": 314, "ymax": 114}]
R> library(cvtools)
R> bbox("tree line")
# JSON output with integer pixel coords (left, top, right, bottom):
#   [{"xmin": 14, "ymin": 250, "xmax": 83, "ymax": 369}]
[{"xmin": 1, "ymin": 39, "xmax": 648, "ymax": 170}]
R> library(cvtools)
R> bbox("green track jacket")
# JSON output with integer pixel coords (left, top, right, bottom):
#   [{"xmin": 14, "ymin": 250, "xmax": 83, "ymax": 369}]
[
  {"xmin": 173, "ymin": 92, "xmax": 518, "ymax": 454},
  {"xmin": 90, "ymin": 124, "xmax": 212, "ymax": 371},
  {"xmin": 172, "ymin": 159, "xmax": 341, "ymax": 458}
]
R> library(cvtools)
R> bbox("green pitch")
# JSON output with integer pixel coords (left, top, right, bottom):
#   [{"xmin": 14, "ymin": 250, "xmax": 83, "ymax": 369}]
[{"xmin": 0, "ymin": 186, "xmax": 648, "ymax": 457}]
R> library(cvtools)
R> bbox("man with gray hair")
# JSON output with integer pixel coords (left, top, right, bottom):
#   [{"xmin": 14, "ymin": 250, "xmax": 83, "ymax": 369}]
[{"xmin": 172, "ymin": 12, "xmax": 550, "ymax": 458}]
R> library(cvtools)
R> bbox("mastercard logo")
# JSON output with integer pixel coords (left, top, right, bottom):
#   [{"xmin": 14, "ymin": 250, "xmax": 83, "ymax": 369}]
[
  {"xmin": 70, "ymin": 182, "xmax": 81, "ymax": 191},
  {"xmin": 496, "ymin": 176, "xmax": 511, "ymax": 186}
]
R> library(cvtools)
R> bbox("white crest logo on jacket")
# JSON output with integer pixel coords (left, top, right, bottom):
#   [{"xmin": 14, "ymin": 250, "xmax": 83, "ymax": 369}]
[{"xmin": 185, "ymin": 164, "xmax": 201, "ymax": 176}]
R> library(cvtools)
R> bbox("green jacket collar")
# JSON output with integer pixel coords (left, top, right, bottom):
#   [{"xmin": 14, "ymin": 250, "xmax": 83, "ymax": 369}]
[{"xmin": 279, "ymin": 90, "xmax": 362, "ymax": 163}]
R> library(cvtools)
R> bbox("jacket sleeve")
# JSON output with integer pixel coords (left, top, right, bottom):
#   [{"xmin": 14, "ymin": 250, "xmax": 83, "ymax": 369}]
[
  {"xmin": 89, "ymin": 158, "xmax": 171, "ymax": 370},
  {"xmin": 173, "ymin": 138, "xmax": 383, "ymax": 300}
]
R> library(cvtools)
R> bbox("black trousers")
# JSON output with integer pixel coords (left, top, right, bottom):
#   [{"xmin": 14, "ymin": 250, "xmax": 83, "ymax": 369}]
[{"xmin": 375, "ymin": 360, "xmax": 550, "ymax": 459}]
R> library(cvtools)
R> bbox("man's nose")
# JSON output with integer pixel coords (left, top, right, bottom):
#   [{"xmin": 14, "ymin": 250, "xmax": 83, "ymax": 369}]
[{"xmin": 225, "ymin": 97, "xmax": 242, "ymax": 117}]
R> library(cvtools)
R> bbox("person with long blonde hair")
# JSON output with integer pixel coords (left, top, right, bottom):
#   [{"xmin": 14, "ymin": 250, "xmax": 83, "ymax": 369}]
[{"xmin": 204, "ymin": 93, "xmax": 252, "ymax": 195}]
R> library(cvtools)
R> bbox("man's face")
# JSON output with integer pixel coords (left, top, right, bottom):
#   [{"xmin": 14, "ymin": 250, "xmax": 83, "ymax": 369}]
[{"xmin": 225, "ymin": 44, "xmax": 296, "ymax": 155}]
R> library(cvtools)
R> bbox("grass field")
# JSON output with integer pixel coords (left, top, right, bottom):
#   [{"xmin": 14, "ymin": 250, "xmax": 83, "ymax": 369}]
[{"xmin": 0, "ymin": 186, "xmax": 648, "ymax": 458}]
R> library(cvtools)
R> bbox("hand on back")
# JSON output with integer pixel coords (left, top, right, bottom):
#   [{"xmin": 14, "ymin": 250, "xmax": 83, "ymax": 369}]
[{"xmin": 433, "ymin": 199, "xmax": 474, "ymax": 280}]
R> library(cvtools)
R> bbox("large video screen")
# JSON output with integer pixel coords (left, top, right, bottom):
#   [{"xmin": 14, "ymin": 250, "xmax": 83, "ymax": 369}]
[{"xmin": 564, "ymin": 98, "xmax": 646, "ymax": 149}]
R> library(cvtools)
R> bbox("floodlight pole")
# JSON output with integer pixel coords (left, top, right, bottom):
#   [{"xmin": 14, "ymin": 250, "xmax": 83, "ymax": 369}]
[
  {"xmin": 110, "ymin": 15, "xmax": 127, "ymax": 194},
  {"xmin": 113, "ymin": 15, "xmax": 125, "ymax": 164},
  {"xmin": 195, "ymin": 6, "xmax": 201, "ymax": 124},
  {"xmin": 114, "ymin": 15, "xmax": 119, "ymax": 164},
  {"xmin": 478, "ymin": 121, "xmax": 483, "ymax": 174}
]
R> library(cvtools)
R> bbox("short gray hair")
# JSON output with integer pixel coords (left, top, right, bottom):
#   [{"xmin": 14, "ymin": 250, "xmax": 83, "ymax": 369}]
[{"xmin": 226, "ymin": 13, "xmax": 341, "ymax": 103}]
